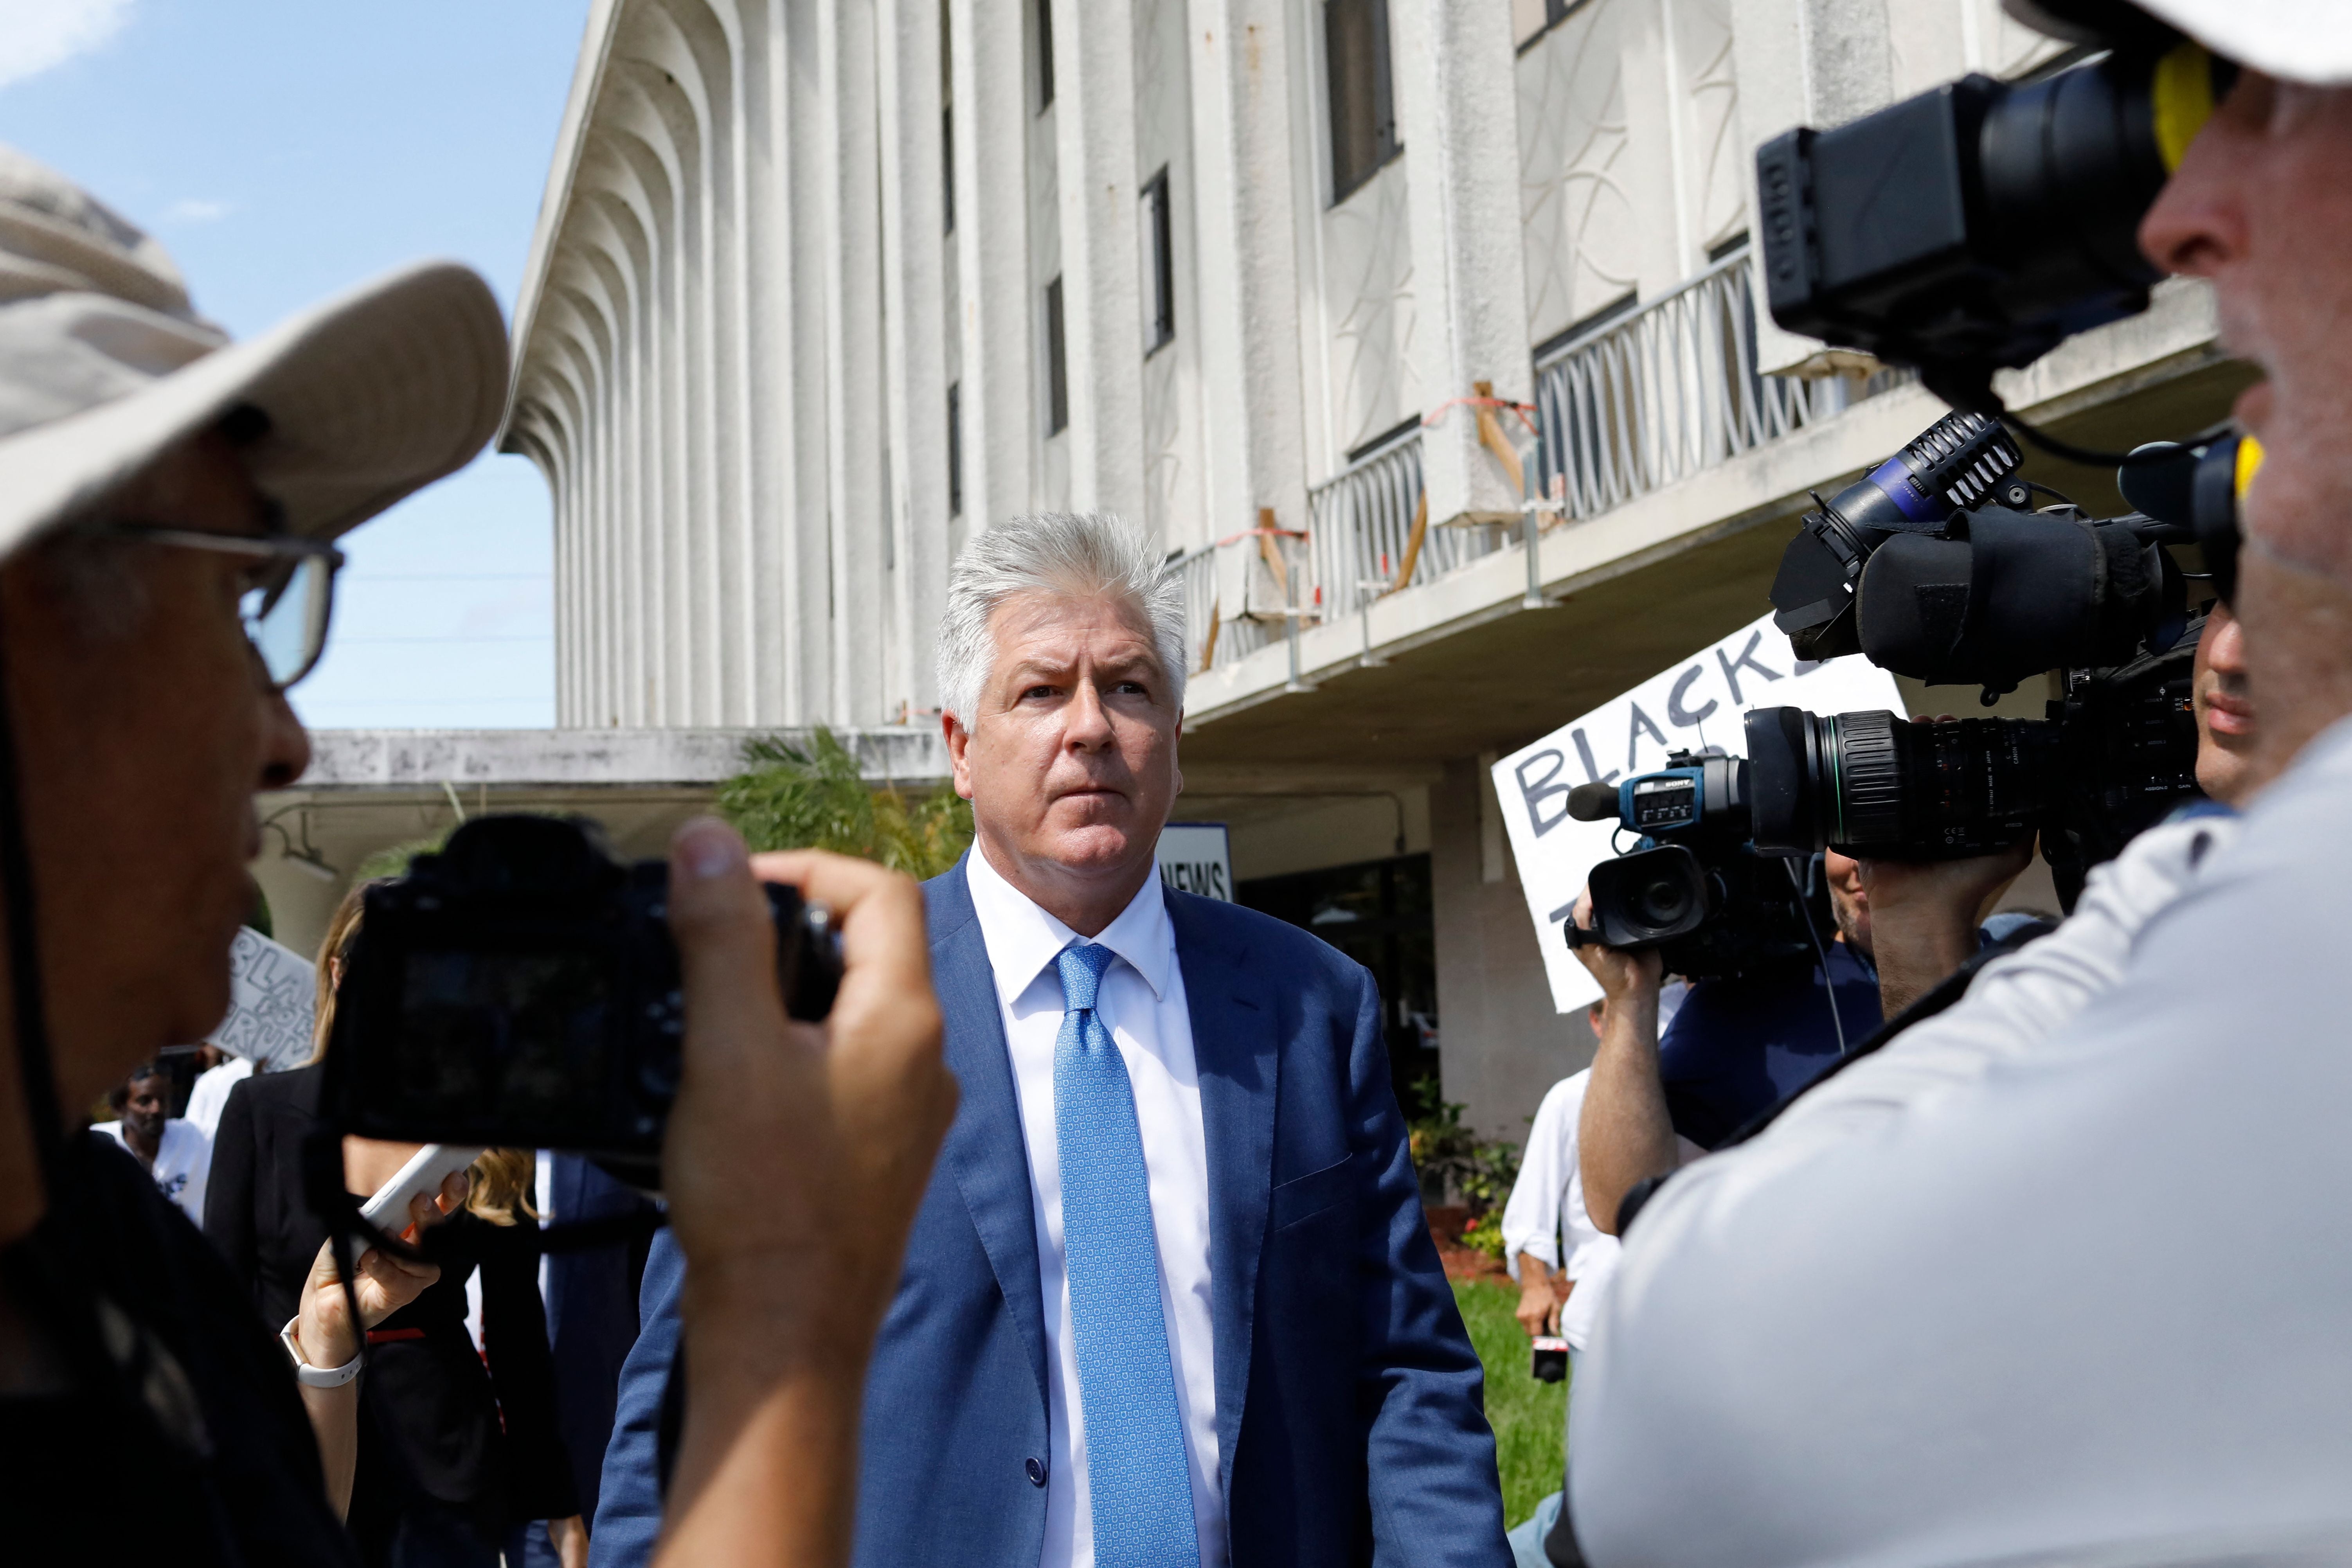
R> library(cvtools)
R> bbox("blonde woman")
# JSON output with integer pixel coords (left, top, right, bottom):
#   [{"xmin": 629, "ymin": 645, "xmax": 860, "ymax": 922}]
[{"xmin": 207, "ymin": 881, "xmax": 587, "ymax": 1567}]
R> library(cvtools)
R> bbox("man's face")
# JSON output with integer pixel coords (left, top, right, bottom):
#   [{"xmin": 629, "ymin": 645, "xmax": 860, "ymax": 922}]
[
  {"xmin": 120, "ymin": 1074, "xmax": 167, "ymax": 1142},
  {"xmin": 2141, "ymin": 74, "xmax": 2352, "ymax": 778},
  {"xmin": 946, "ymin": 588, "xmax": 1181, "ymax": 898},
  {"xmin": 1824, "ymin": 849, "xmax": 1870, "ymax": 958},
  {"xmin": 0, "ymin": 432, "xmax": 310, "ymax": 1174},
  {"xmin": 2192, "ymin": 600, "xmax": 2260, "ymax": 804}
]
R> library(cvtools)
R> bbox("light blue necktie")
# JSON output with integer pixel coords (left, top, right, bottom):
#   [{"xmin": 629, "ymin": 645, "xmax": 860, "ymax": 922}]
[{"xmin": 1053, "ymin": 941, "xmax": 1200, "ymax": 1568}]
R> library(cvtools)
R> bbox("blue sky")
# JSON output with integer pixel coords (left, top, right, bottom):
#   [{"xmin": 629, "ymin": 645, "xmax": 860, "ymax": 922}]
[{"xmin": 0, "ymin": 0, "xmax": 592, "ymax": 729}]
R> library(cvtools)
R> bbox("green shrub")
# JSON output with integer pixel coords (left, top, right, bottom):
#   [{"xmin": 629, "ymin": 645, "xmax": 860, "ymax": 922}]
[
  {"xmin": 1406, "ymin": 1074, "xmax": 1522, "ymax": 1219},
  {"xmin": 718, "ymin": 728, "xmax": 973, "ymax": 879}
]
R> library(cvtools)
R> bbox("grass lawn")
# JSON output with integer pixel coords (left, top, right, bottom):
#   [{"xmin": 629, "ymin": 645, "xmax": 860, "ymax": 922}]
[{"xmin": 1454, "ymin": 1275, "xmax": 1566, "ymax": 1530}]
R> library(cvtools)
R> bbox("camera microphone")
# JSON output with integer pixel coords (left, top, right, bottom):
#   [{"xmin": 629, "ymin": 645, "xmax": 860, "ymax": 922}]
[{"xmin": 1567, "ymin": 782, "xmax": 1621, "ymax": 822}]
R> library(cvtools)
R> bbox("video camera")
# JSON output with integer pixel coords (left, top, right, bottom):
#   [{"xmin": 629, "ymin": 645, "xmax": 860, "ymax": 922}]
[
  {"xmin": 322, "ymin": 815, "xmax": 842, "ymax": 1185},
  {"xmin": 1755, "ymin": 400, "xmax": 2217, "ymax": 903},
  {"xmin": 1563, "ymin": 746, "xmax": 1833, "ymax": 982},
  {"xmin": 1755, "ymin": 7, "xmax": 2233, "ymax": 416}
]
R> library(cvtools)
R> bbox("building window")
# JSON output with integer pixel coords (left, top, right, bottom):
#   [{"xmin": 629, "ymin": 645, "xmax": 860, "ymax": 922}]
[
  {"xmin": 1044, "ymin": 276, "xmax": 1069, "ymax": 435},
  {"xmin": 1513, "ymin": 0, "xmax": 1589, "ymax": 50},
  {"xmin": 1142, "ymin": 167, "xmax": 1174, "ymax": 352},
  {"xmin": 1325, "ymin": 0, "xmax": 1398, "ymax": 205},
  {"xmin": 1035, "ymin": 0, "xmax": 1055, "ymax": 112},
  {"xmin": 947, "ymin": 381, "xmax": 963, "ymax": 516}
]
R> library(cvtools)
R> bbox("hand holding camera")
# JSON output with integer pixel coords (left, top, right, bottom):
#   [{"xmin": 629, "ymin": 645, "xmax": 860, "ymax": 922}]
[{"xmin": 653, "ymin": 820, "xmax": 955, "ymax": 1562}]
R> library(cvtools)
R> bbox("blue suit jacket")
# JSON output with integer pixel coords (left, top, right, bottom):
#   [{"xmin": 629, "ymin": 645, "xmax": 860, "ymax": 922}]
[{"xmin": 592, "ymin": 858, "xmax": 1508, "ymax": 1568}]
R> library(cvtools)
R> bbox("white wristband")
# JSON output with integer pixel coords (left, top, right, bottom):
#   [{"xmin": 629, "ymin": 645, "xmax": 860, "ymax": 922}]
[{"xmin": 281, "ymin": 1316, "xmax": 363, "ymax": 1388}]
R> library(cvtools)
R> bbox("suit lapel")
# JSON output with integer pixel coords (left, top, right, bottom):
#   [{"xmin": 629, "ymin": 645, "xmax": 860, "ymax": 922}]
[
  {"xmin": 1169, "ymin": 887, "xmax": 1279, "ymax": 1501},
  {"xmin": 927, "ymin": 857, "xmax": 1051, "ymax": 1411}
]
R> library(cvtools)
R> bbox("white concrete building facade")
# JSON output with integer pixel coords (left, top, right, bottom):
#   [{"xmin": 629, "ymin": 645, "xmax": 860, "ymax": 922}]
[{"xmin": 502, "ymin": 0, "xmax": 2253, "ymax": 1133}]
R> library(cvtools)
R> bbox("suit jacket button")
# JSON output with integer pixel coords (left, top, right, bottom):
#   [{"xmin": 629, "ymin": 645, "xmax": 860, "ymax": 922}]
[{"xmin": 1026, "ymin": 1457, "xmax": 1047, "ymax": 1487}]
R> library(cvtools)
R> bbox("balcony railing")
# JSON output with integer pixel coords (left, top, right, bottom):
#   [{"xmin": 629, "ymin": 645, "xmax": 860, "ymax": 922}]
[
  {"xmin": 1533, "ymin": 245, "xmax": 1906, "ymax": 517},
  {"xmin": 1175, "ymin": 248, "xmax": 1904, "ymax": 680}
]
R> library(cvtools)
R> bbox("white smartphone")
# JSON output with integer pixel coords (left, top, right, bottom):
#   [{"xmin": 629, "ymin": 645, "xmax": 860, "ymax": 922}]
[{"xmin": 358, "ymin": 1144, "xmax": 485, "ymax": 1235}]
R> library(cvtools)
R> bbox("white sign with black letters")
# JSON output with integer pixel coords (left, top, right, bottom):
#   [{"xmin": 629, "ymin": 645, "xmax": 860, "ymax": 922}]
[
  {"xmin": 1155, "ymin": 822, "xmax": 1235, "ymax": 902},
  {"xmin": 209, "ymin": 926, "xmax": 318, "ymax": 1070},
  {"xmin": 1492, "ymin": 612, "xmax": 1904, "ymax": 1013}
]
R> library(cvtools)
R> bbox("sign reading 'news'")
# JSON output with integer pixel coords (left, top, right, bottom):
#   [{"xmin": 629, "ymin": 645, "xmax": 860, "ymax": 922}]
[
  {"xmin": 1156, "ymin": 822, "xmax": 1234, "ymax": 902},
  {"xmin": 1490, "ymin": 612, "xmax": 1903, "ymax": 1013}
]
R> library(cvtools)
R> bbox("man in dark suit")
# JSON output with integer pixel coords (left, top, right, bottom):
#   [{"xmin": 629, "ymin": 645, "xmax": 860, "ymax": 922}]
[{"xmin": 595, "ymin": 511, "xmax": 1508, "ymax": 1568}]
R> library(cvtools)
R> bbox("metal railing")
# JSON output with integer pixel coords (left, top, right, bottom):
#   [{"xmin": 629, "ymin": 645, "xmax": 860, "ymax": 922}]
[
  {"xmin": 1174, "ymin": 248, "xmax": 1905, "ymax": 680},
  {"xmin": 1532, "ymin": 245, "xmax": 1907, "ymax": 518}
]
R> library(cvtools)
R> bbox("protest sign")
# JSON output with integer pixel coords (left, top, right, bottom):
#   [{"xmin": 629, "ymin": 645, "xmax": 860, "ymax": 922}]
[
  {"xmin": 1156, "ymin": 822, "xmax": 1234, "ymax": 901},
  {"xmin": 1491, "ymin": 612, "xmax": 1904, "ymax": 1012},
  {"xmin": 209, "ymin": 926, "xmax": 318, "ymax": 1069}
]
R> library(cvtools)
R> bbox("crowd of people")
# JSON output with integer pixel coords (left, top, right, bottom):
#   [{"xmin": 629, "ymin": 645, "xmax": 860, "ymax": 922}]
[{"xmin": 0, "ymin": 0, "xmax": 2344, "ymax": 1564}]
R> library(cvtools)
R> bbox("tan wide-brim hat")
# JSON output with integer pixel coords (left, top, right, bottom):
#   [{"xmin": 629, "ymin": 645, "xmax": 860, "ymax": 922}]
[
  {"xmin": 0, "ymin": 144, "xmax": 507, "ymax": 562},
  {"xmin": 2007, "ymin": 0, "xmax": 2352, "ymax": 85}
]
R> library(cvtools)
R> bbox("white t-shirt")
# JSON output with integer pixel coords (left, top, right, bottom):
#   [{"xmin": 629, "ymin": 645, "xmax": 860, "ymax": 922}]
[
  {"xmin": 181, "ymin": 1055, "xmax": 254, "ymax": 1141},
  {"xmin": 1499, "ymin": 1070, "xmax": 1619, "ymax": 1352},
  {"xmin": 1569, "ymin": 741, "xmax": 2352, "ymax": 1566},
  {"xmin": 94, "ymin": 1117, "xmax": 212, "ymax": 1225}
]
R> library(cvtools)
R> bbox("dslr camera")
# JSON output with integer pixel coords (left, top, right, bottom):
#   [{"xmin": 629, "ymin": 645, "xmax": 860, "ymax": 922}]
[
  {"xmin": 1564, "ymin": 745, "xmax": 1833, "ymax": 982},
  {"xmin": 324, "ymin": 815, "xmax": 842, "ymax": 1183}
]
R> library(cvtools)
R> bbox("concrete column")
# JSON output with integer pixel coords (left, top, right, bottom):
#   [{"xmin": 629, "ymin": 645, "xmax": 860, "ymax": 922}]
[
  {"xmin": 1429, "ymin": 758, "xmax": 1594, "ymax": 1137},
  {"xmin": 785, "ymin": 0, "xmax": 836, "ymax": 724},
  {"xmin": 1051, "ymin": 0, "xmax": 1148, "ymax": 528},
  {"xmin": 1390, "ymin": 0, "xmax": 1535, "ymax": 526},
  {"xmin": 734, "ymin": 0, "xmax": 796, "ymax": 725},
  {"xmin": 876, "ymin": 0, "xmax": 954, "ymax": 719},
  {"xmin": 1731, "ymin": 0, "xmax": 1899, "ymax": 375},
  {"xmin": 819, "ymin": 0, "xmax": 888, "ymax": 726},
  {"xmin": 1184, "ymin": 0, "xmax": 1310, "ymax": 553},
  {"xmin": 949, "ymin": 0, "xmax": 1036, "ymax": 538}
]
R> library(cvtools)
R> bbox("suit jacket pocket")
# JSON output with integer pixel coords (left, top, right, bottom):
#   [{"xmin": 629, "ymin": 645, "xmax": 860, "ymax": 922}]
[{"xmin": 1270, "ymin": 1155, "xmax": 1353, "ymax": 1233}]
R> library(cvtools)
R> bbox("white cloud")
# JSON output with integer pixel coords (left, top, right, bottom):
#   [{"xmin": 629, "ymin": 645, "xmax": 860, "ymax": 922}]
[
  {"xmin": 0, "ymin": 0, "xmax": 135, "ymax": 93},
  {"xmin": 162, "ymin": 197, "xmax": 231, "ymax": 225}
]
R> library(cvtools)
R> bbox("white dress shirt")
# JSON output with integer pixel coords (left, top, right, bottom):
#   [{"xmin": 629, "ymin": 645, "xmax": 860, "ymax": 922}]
[
  {"xmin": 965, "ymin": 846, "xmax": 1227, "ymax": 1568},
  {"xmin": 1498, "ymin": 1070, "xmax": 1619, "ymax": 1353}
]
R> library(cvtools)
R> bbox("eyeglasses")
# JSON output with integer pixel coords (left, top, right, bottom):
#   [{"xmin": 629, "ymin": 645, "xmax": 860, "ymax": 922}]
[{"xmin": 99, "ymin": 525, "xmax": 346, "ymax": 691}]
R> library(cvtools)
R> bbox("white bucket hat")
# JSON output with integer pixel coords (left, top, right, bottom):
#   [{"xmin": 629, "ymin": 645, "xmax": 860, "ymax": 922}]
[
  {"xmin": 2007, "ymin": 0, "xmax": 2352, "ymax": 85},
  {"xmin": 0, "ymin": 144, "xmax": 508, "ymax": 562}
]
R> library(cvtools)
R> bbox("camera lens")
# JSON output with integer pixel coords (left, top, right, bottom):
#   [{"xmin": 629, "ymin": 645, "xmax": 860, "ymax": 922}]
[
  {"xmin": 1634, "ymin": 875, "xmax": 1692, "ymax": 928},
  {"xmin": 1747, "ymin": 706, "xmax": 2054, "ymax": 860}
]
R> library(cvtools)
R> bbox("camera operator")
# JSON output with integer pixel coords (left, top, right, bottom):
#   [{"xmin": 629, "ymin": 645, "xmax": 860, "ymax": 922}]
[
  {"xmin": 0, "ymin": 147, "xmax": 954, "ymax": 1568},
  {"xmin": 1573, "ymin": 843, "xmax": 2024, "ymax": 1235},
  {"xmin": 1551, "ymin": 6, "xmax": 2352, "ymax": 1563}
]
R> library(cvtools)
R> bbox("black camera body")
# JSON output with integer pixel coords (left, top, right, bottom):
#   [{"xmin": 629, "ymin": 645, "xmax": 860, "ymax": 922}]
[
  {"xmin": 324, "ymin": 815, "xmax": 841, "ymax": 1177},
  {"xmin": 1756, "ymin": 36, "xmax": 2228, "ymax": 408},
  {"xmin": 1566, "ymin": 752, "xmax": 1830, "ymax": 982},
  {"xmin": 1746, "ymin": 628, "xmax": 2201, "ymax": 908}
]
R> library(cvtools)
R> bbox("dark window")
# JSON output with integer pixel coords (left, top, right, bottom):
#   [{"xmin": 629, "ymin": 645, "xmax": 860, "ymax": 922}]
[
  {"xmin": 942, "ymin": 107, "xmax": 956, "ymax": 233},
  {"xmin": 1036, "ymin": 0, "xmax": 1055, "ymax": 111},
  {"xmin": 1044, "ymin": 276, "xmax": 1069, "ymax": 435},
  {"xmin": 1516, "ymin": 0, "xmax": 1589, "ymax": 51},
  {"xmin": 1142, "ymin": 167, "xmax": 1174, "ymax": 352},
  {"xmin": 947, "ymin": 381, "xmax": 963, "ymax": 516},
  {"xmin": 1239, "ymin": 852, "xmax": 1437, "ymax": 1114},
  {"xmin": 1325, "ymin": 0, "xmax": 1398, "ymax": 204}
]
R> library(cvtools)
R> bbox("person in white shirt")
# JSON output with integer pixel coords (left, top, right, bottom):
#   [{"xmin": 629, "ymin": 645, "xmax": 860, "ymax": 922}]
[
  {"xmin": 1557, "ymin": 4, "xmax": 2352, "ymax": 1559},
  {"xmin": 181, "ymin": 1043, "xmax": 255, "ymax": 1141},
  {"xmin": 1499, "ymin": 1029, "xmax": 1622, "ymax": 1568},
  {"xmin": 92, "ymin": 1061, "xmax": 211, "ymax": 1223}
]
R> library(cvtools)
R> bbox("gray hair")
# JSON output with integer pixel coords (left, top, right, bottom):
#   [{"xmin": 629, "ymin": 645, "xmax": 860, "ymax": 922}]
[{"xmin": 936, "ymin": 511, "xmax": 1186, "ymax": 729}]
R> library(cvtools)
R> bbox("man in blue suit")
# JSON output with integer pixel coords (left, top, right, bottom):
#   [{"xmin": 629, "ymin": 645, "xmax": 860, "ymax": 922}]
[{"xmin": 594, "ymin": 511, "xmax": 1508, "ymax": 1568}]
